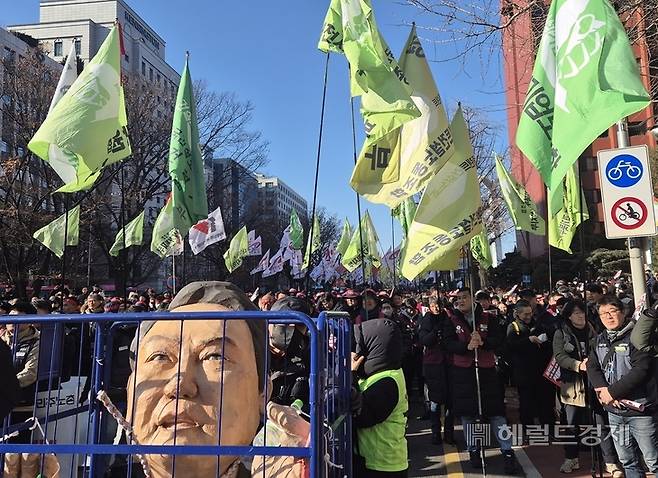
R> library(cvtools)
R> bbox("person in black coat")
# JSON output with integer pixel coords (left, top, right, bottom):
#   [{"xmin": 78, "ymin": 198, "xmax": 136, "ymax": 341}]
[
  {"xmin": 506, "ymin": 299, "xmax": 556, "ymax": 427},
  {"xmin": 587, "ymin": 295, "xmax": 658, "ymax": 476},
  {"xmin": 0, "ymin": 338, "xmax": 20, "ymax": 423},
  {"xmin": 418, "ymin": 298, "xmax": 451, "ymax": 444},
  {"xmin": 442, "ymin": 288, "xmax": 517, "ymax": 474}
]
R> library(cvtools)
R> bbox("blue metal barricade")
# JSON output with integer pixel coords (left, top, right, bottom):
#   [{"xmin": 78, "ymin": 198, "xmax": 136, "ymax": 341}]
[{"xmin": 0, "ymin": 310, "xmax": 352, "ymax": 477}]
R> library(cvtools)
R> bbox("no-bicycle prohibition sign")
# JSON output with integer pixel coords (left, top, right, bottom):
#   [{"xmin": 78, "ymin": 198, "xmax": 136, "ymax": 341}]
[{"xmin": 611, "ymin": 197, "xmax": 647, "ymax": 230}]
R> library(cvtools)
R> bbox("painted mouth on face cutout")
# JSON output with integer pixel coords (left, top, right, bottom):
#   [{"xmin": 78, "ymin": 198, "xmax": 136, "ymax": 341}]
[{"xmin": 158, "ymin": 412, "xmax": 201, "ymax": 431}]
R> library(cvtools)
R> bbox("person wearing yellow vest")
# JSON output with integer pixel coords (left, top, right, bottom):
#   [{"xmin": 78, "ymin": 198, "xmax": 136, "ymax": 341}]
[{"xmin": 352, "ymin": 319, "xmax": 409, "ymax": 477}]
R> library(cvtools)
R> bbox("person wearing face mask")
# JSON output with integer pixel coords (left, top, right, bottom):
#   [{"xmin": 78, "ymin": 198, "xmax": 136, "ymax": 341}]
[
  {"xmin": 352, "ymin": 319, "xmax": 409, "ymax": 477},
  {"xmin": 418, "ymin": 297, "xmax": 450, "ymax": 445},
  {"xmin": 268, "ymin": 297, "xmax": 311, "ymax": 409},
  {"xmin": 587, "ymin": 295, "xmax": 658, "ymax": 478}
]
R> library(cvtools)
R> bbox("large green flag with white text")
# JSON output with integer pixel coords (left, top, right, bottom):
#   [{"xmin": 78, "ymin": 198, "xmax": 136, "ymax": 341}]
[
  {"xmin": 495, "ymin": 155, "xmax": 546, "ymax": 235},
  {"xmin": 223, "ymin": 226, "xmax": 249, "ymax": 273},
  {"xmin": 399, "ymin": 107, "xmax": 482, "ymax": 280},
  {"xmin": 470, "ymin": 227, "xmax": 492, "ymax": 270},
  {"xmin": 302, "ymin": 215, "xmax": 322, "ymax": 270},
  {"xmin": 548, "ymin": 164, "xmax": 589, "ymax": 253},
  {"xmin": 336, "ymin": 218, "xmax": 352, "ymax": 256},
  {"xmin": 318, "ymin": 0, "xmax": 420, "ymax": 144},
  {"xmin": 516, "ymin": 0, "xmax": 649, "ymax": 191},
  {"xmin": 341, "ymin": 211, "xmax": 381, "ymax": 272},
  {"xmin": 169, "ymin": 57, "xmax": 208, "ymax": 234},
  {"xmin": 109, "ymin": 211, "xmax": 145, "ymax": 257},
  {"xmin": 350, "ymin": 25, "xmax": 455, "ymax": 207},
  {"xmin": 28, "ymin": 25, "xmax": 131, "ymax": 192},
  {"xmin": 289, "ymin": 209, "xmax": 304, "ymax": 250},
  {"xmin": 33, "ymin": 205, "xmax": 80, "ymax": 258}
]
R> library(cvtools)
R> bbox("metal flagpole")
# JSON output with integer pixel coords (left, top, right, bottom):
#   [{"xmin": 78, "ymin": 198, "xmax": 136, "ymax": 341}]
[
  {"xmin": 60, "ymin": 195, "xmax": 70, "ymax": 312},
  {"xmin": 86, "ymin": 223, "xmax": 92, "ymax": 289},
  {"xmin": 391, "ymin": 213, "xmax": 397, "ymax": 289},
  {"xmin": 617, "ymin": 118, "xmax": 647, "ymax": 302},
  {"xmin": 120, "ymin": 162, "xmax": 128, "ymax": 305},
  {"xmin": 172, "ymin": 254, "xmax": 177, "ymax": 295},
  {"xmin": 350, "ymin": 97, "xmax": 368, "ymax": 292},
  {"xmin": 545, "ymin": 184, "xmax": 553, "ymax": 290},
  {"xmin": 304, "ymin": 52, "xmax": 330, "ymax": 294}
]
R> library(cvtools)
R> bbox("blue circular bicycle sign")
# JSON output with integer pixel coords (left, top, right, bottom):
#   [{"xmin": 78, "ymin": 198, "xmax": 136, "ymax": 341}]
[{"xmin": 605, "ymin": 154, "xmax": 643, "ymax": 187}]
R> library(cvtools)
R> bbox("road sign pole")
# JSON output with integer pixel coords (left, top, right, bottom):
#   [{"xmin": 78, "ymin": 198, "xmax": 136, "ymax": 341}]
[{"xmin": 617, "ymin": 119, "xmax": 647, "ymax": 303}]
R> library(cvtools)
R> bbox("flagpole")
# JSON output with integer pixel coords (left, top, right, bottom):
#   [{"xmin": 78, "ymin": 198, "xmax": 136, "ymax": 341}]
[
  {"xmin": 545, "ymin": 184, "xmax": 553, "ymax": 291},
  {"xmin": 120, "ymin": 161, "xmax": 128, "ymax": 305},
  {"xmin": 350, "ymin": 96, "xmax": 368, "ymax": 291},
  {"xmin": 576, "ymin": 157, "xmax": 588, "ymax": 283},
  {"xmin": 172, "ymin": 254, "xmax": 177, "ymax": 295},
  {"xmin": 391, "ymin": 213, "xmax": 397, "ymax": 290},
  {"xmin": 304, "ymin": 52, "xmax": 330, "ymax": 294},
  {"xmin": 60, "ymin": 195, "xmax": 69, "ymax": 312},
  {"xmin": 86, "ymin": 223, "xmax": 92, "ymax": 289}
]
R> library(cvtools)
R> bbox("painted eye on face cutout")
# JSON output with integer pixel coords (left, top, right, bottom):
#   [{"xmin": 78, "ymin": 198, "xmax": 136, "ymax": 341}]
[
  {"xmin": 201, "ymin": 351, "xmax": 226, "ymax": 362},
  {"xmin": 146, "ymin": 352, "xmax": 172, "ymax": 363}
]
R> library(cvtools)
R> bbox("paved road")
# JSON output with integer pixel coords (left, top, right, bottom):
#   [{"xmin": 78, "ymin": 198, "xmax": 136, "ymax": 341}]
[{"xmin": 407, "ymin": 389, "xmax": 611, "ymax": 478}]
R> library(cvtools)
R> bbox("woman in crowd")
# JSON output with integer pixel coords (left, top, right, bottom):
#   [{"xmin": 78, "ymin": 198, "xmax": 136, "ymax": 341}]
[{"xmin": 553, "ymin": 300, "xmax": 622, "ymax": 477}]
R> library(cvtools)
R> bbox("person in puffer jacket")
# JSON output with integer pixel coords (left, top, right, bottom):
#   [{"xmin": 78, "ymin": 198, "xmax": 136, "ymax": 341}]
[{"xmin": 587, "ymin": 295, "xmax": 658, "ymax": 478}]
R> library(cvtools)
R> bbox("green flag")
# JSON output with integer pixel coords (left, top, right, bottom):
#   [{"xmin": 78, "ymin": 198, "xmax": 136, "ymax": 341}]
[
  {"xmin": 495, "ymin": 155, "xmax": 546, "ymax": 235},
  {"xmin": 109, "ymin": 211, "xmax": 145, "ymax": 257},
  {"xmin": 341, "ymin": 211, "xmax": 381, "ymax": 272},
  {"xmin": 470, "ymin": 228, "xmax": 492, "ymax": 270},
  {"xmin": 223, "ymin": 226, "xmax": 249, "ymax": 273},
  {"xmin": 516, "ymin": 0, "xmax": 649, "ymax": 191},
  {"xmin": 289, "ymin": 209, "xmax": 304, "ymax": 250},
  {"xmin": 302, "ymin": 215, "xmax": 322, "ymax": 270},
  {"xmin": 169, "ymin": 57, "xmax": 208, "ymax": 234},
  {"xmin": 318, "ymin": 0, "xmax": 343, "ymax": 53},
  {"xmin": 399, "ymin": 107, "xmax": 482, "ymax": 280},
  {"xmin": 150, "ymin": 195, "xmax": 182, "ymax": 258},
  {"xmin": 319, "ymin": 0, "xmax": 420, "ymax": 144},
  {"xmin": 548, "ymin": 164, "xmax": 589, "ymax": 253},
  {"xmin": 28, "ymin": 25, "xmax": 131, "ymax": 192},
  {"xmin": 392, "ymin": 196, "xmax": 417, "ymax": 240},
  {"xmin": 336, "ymin": 218, "xmax": 352, "ymax": 256},
  {"xmin": 350, "ymin": 25, "xmax": 455, "ymax": 207},
  {"xmin": 33, "ymin": 205, "xmax": 80, "ymax": 258}
]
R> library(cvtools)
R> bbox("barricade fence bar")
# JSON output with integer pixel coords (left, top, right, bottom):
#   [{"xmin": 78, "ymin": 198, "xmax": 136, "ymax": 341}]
[{"xmin": 0, "ymin": 310, "xmax": 352, "ymax": 478}]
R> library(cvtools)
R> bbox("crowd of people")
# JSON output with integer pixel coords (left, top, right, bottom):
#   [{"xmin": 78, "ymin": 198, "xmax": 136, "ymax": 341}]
[{"xmin": 0, "ymin": 276, "xmax": 657, "ymax": 477}]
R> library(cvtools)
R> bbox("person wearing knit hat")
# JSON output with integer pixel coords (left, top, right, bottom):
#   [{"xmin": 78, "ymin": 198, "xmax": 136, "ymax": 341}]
[{"xmin": 125, "ymin": 281, "xmax": 268, "ymax": 478}]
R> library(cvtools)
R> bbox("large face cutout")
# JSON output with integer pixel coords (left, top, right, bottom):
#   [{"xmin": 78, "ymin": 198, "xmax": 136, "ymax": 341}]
[{"xmin": 126, "ymin": 303, "xmax": 263, "ymax": 477}]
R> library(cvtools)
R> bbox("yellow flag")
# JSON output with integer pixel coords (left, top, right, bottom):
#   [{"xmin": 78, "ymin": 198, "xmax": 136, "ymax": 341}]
[
  {"xmin": 350, "ymin": 25, "xmax": 455, "ymax": 208},
  {"xmin": 399, "ymin": 107, "xmax": 482, "ymax": 280}
]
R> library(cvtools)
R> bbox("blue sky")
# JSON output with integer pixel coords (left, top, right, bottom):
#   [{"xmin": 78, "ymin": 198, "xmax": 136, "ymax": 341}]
[{"xmin": 5, "ymin": 0, "xmax": 515, "ymax": 254}]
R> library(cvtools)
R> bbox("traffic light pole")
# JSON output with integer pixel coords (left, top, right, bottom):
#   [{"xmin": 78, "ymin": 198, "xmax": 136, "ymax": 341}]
[{"xmin": 617, "ymin": 119, "xmax": 647, "ymax": 304}]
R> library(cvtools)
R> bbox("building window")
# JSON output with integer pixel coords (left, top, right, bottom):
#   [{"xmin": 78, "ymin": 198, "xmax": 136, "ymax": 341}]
[
  {"xmin": 54, "ymin": 40, "xmax": 63, "ymax": 57},
  {"xmin": 149, "ymin": 67, "xmax": 153, "ymax": 81},
  {"xmin": 74, "ymin": 38, "xmax": 81, "ymax": 55},
  {"xmin": 141, "ymin": 61, "xmax": 146, "ymax": 75},
  {"xmin": 157, "ymin": 73, "xmax": 161, "ymax": 84},
  {"xmin": 124, "ymin": 53, "xmax": 130, "ymax": 63},
  {"xmin": 0, "ymin": 140, "xmax": 7, "ymax": 153}
]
